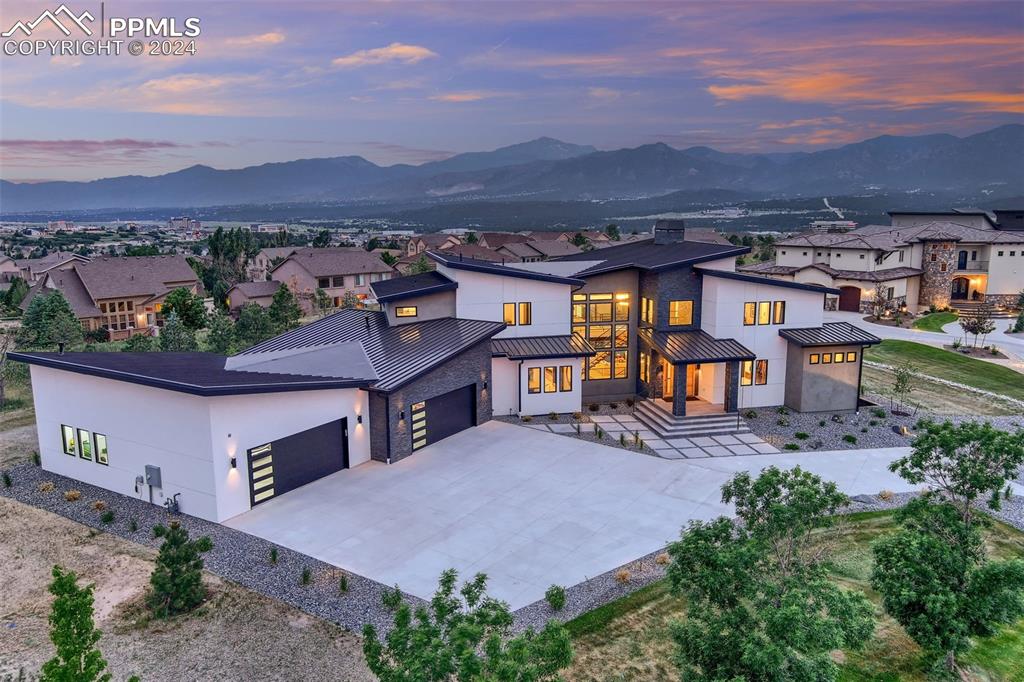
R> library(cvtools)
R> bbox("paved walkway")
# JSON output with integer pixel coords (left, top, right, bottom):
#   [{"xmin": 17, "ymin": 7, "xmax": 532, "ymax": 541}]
[{"xmin": 521, "ymin": 414, "xmax": 779, "ymax": 459}]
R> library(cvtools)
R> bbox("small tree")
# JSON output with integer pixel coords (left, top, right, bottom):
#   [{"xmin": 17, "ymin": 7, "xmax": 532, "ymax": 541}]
[
  {"xmin": 158, "ymin": 312, "xmax": 198, "ymax": 352},
  {"xmin": 0, "ymin": 326, "xmax": 18, "ymax": 408},
  {"xmin": 234, "ymin": 303, "xmax": 276, "ymax": 348},
  {"xmin": 267, "ymin": 284, "xmax": 302, "ymax": 332},
  {"xmin": 20, "ymin": 291, "xmax": 83, "ymax": 349},
  {"xmin": 380, "ymin": 251, "xmax": 398, "ymax": 267},
  {"xmin": 604, "ymin": 223, "xmax": 621, "ymax": 241},
  {"xmin": 161, "ymin": 287, "xmax": 207, "ymax": 330},
  {"xmin": 148, "ymin": 521, "xmax": 214, "ymax": 618},
  {"xmin": 340, "ymin": 290, "xmax": 361, "ymax": 309},
  {"xmin": 363, "ymin": 569, "xmax": 572, "ymax": 682},
  {"xmin": 1012, "ymin": 308, "xmax": 1024, "ymax": 334},
  {"xmin": 311, "ymin": 229, "xmax": 332, "ymax": 248},
  {"xmin": 464, "ymin": 231, "xmax": 479, "ymax": 244},
  {"xmin": 314, "ymin": 288, "xmax": 333, "ymax": 317},
  {"xmin": 121, "ymin": 332, "xmax": 158, "ymax": 352},
  {"xmin": 205, "ymin": 310, "xmax": 235, "ymax": 354},
  {"xmin": 408, "ymin": 255, "xmax": 433, "ymax": 275},
  {"xmin": 870, "ymin": 283, "xmax": 890, "ymax": 321},
  {"xmin": 959, "ymin": 314, "xmax": 984, "ymax": 348},
  {"xmin": 40, "ymin": 566, "xmax": 111, "ymax": 682},
  {"xmin": 975, "ymin": 301, "xmax": 996, "ymax": 347},
  {"xmin": 890, "ymin": 361, "xmax": 915, "ymax": 414},
  {"xmin": 667, "ymin": 467, "xmax": 874, "ymax": 681},
  {"xmin": 570, "ymin": 232, "xmax": 590, "ymax": 249}
]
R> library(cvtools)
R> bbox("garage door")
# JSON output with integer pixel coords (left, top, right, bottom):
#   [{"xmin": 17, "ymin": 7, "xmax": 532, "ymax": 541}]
[
  {"xmin": 248, "ymin": 418, "xmax": 349, "ymax": 506},
  {"xmin": 838, "ymin": 286, "xmax": 861, "ymax": 312},
  {"xmin": 411, "ymin": 384, "xmax": 476, "ymax": 451}
]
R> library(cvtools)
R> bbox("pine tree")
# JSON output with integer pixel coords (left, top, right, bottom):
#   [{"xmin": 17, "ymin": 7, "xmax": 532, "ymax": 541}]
[
  {"xmin": 19, "ymin": 291, "xmax": 83, "ymax": 349},
  {"xmin": 122, "ymin": 332, "xmax": 158, "ymax": 352},
  {"xmin": 147, "ymin": 521, "xmax": 214, "ymax": 618},
  {"xmin": 235, "ymin": 303, "xmax": 276, "ymax": 348},
  {"xmin": 158, "ymin": 312, "xmax": 198, "ymax": 352},
  {"xmin": 267, "ymin": 284, "xmax": 303, "ymax": 332},
  {"xmin": 40, "ymin": 566, "xmax": 111, "ymax": 682},
  {"xmin": 205, "ymin": 310, "xmax": 235, "ymax": 354},
  {"xmin": 161, "ymin": 287, "xmax": 207, "ymax": 330}
]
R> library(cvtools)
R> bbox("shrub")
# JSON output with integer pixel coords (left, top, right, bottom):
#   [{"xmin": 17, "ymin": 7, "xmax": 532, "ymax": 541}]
[
  {"xmin": 2, "ymin": 471, "xmax": 10, "ymax": 488},
  {"xmin": 32, "ymin": 451, "xmax": 41, "ymax": 466},
  {"xmin": 655, "ymin": 552, "xmax": 670, "ymax": 565},
  {"xmin": 861, "ymin": 427, "xmax": 869, "ymax": 433},
  {"xmin": 625, "ymin": 398, "xmax": 635, "ymax": 408},
  {"xmin": 64, "ymin": 489, "xmax": 81, "ymax": 502},
  {"xmin": 776, "ymin": 406, "xmax": 790, "ymax": 415},
  {"xmin": 842, "ymin": 434, "xmax": 858, "ymax": 444},
  {"xmin": 38, "ymin": 481, "xmax": 55, "ymax": 493},
  {"xmin": 91, "ymin": 500, "xmax": 107, "ymax": 511},
  {"xmin": 871, "ymin": 407, "xmax": 887, "ymax": 419},
  {"xmin": 990, "ymin": 345, "xmax": 1000, "ymax": 356},
  {"xmin": 783, "ymin": 443, "xmax": 801, "ymax": 451},
  {"xmin": 794, "ymin": 432, "xmax": 809, "ymax": 440},
  {"xmin": 381, "ymin": 585, "xmax": 403, "ymax": 611},
  {"xmin": 521, "ymin": 415, "xmax": 532, "ymax": 423},
  {"xmin": 270, "ymin": 547, "xmax": 278, "ymax": 564},
  {"xmin": 571, "ymin": 412, "xmax": 583, "ymax": 421},
  {"xmin": 588, "ymin": 403, "xmax": 599, "ymax": 412},
  {"xmin": 548, "ymin": 411, "xmax": 558, "ymax": 421},
  {"xmin": 100, "ymin": 510, "xmax": 114, "ymax": 524},
  {"xmin": 952, "ymin": 338, "xmax": 962, "ymax": 350},
  {"xmin": 743, "ymin": 409, "xmax": 757, "ymax": 419},
  {"xmin": 878, "ymin": 489, "xmax": 894, "ymax": 501},
  {"xmin": 776, "ymin": 417, "xmax": 789, "ymax": 426},
  {"xmin": 545, "ymin": 584, "xmax": 566, "ymax": 611},
  {"xmin": 619, "ymin": 433, "xmax": 626, "ymax": 446},
  {"xmin": 615, "ymin": 568, "xmax": 631, "ymax": 583},
  {"xmin": 339, "ymin": 574, "xmax": 349, "ymax": 594},
  {"xmin": 831, "ymin": 414, "xmax": 844, "ymax": 424},
  {"xmin": 148, "ymin": 521, "xmax": 213, "ymax": 618},
  {"xmin": 41, "ymin": 566, "xmax": 109, "ymax": 682},
  {"xmin": 869, "ymin": 419, "xmax": 879, "ymax": 426},
  {"xmin": 634, "ymin": 431, "xmax": 640, "ymax": 445},
  {"xmin": 818, "ymin": 419, "xmax": 827, "ymax": 427},
  {"xmin": 301, "ymin": 567, "xmax": 312, "ymax": 586},
  {"xmin": 129, "ymin": 518, "xmax": 138, "ymax": 532}
]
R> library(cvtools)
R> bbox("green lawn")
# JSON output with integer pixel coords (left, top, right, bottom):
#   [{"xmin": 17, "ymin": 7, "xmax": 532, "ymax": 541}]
[
  {"xmin": 911, "ymin": 311, "xmax": 957, "ymax": 333},
  {"xmin": 865, "ymin": 340, "xmax": 1024, "ymax": 402},
  {"xmin": 564, "ymin": 511, "xmax": 1024, "ymax": 682}
]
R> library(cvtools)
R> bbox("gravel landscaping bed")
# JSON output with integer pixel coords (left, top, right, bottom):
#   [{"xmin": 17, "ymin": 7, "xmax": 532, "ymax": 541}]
[
  {"xmin": 744, "ymin": 402, "xmax": 1023, "ymax": 453},
  {"xmin": 495, "ymin": 407, "xmax": 656, "ymax": 458}
]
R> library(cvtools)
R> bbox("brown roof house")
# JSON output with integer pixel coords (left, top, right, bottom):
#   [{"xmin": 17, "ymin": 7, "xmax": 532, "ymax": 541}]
[
  {"xmin": 405, "ymin": 234, "xmax": 461, "ymax": 257},
  {"xmin": 496, "ymin": 239, "xmax": 583, "ymax": 262},
  {"xmin": 16, "ymin": 252, "xmax": 90, "ymax": 283},
  {"xmin": 246, "ymin": 246, "xmax": 298, "ymax": 282},
  {"xmin": 226, "ymin": 280, "xmax": 284, "ymax": 313},
  {"xmin": 20, "ymin": 255, "xmax": 201, "ymax": 340},
  {"xmin": 476, "ymin": 232, "xmax": 531, "ymax": 250},
  {"xmin": 271, "ymin": 247, "xmax": 395, "ymax": 312}
]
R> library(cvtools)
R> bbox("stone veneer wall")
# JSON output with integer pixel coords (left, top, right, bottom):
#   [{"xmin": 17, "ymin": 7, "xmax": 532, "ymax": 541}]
[
  {"xmin": 918, "ymin": 241, "xmax": 956, "ymax": 308},
  {"xmin": 983, "ymin": 293, "xmax": 1020, "ymax": 308}
]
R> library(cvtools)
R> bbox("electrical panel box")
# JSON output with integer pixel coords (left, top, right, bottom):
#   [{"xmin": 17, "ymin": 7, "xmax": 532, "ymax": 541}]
[{"xmin": 144, "ymin": 464, "xmax": 162, "ymax": 488}]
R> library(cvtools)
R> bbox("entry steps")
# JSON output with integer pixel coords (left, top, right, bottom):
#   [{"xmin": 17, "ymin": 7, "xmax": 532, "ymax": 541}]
[
  {"xmin": 949, "ymin": 301, "xmax": 1015, "ymax": 319},
  {"xmin": 635, "ymin": 400, "xmax": 751, "ymax": 439}
]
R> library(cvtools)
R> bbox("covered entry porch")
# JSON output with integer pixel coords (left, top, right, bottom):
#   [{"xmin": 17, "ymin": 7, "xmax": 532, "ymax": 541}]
[{"xmin": 638, "ymin": 328, "xmax": 754, "ymax": 417}]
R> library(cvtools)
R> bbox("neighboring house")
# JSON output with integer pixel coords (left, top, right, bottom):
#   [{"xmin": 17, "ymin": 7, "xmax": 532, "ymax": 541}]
[
  {"xmin": 495, "ymin": 240, "xmax": 583, "ymax": 262},
  {"xmin": 246, "ymin": 246, "xmax": 297, "ymax": 282},
  {"xmin": 740, "ymin": 208, "xmax": 1024, "ymax": 312},
  {"xmin": 405, "ymin": 234, "xmax": 461, "ymax": 257},
  {"xmin": 476, "ymin": 232, "xmax": 531, "ymax": 250},
  {"xmin": 19, "ymin": 255, "xmax": 201, "ymax": 340},
  {"xmin": 226, "ymin": 280, "xmax": 283, "ymax": 313},
  {"xmin": 0, "ymin": 255, "xmax": 21, "ymax": 282},
  {"xmin": 16, "ymin": 252, "xmax": 90, "ymax": 284},
  {"xmin": 270, "ymin": 247, "xmax": 395, "ymax": 311},
  {"xmin": 13, "ymin": 219, "xmax": 879, "ymax": 524},
  {"xmin": 438, "ymin": 243, "xmax": 510, "ymax": 262}
]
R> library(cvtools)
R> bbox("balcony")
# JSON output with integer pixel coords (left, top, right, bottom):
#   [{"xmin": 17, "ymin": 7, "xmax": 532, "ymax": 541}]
[{"xmin": 955, "ymin": 260, "xmax": 989, "ymax": 272}]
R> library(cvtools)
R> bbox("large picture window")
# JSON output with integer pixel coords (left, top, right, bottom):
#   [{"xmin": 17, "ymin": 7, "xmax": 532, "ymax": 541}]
[
  {"xmin": 589, "ymin": 352, "xmax": 611, "ymax": 380},
  {"xmin": 743, "ymin": 302, "xmax": 756, "ymax": 326},
  {"xmin": 518, "ymin": 302, "xmax": 532, "ymax": 326},
  {"xmin": 503, "ymin": 303, "xmax": 516, "ymax": 325},
  {"xmin": 757, "ymin": 301, "xmax": 771, "ymax": 325},
  {"xmin": 576, "ymin": 292, "xmax": 631, "ymax": 380},
  {"xmin": 504, "ymin": 302, "xmax": 532, "ymax": 325},
  {"xmin": 668, "ymin": 300, "xmax": 693, "ymax": 326}
]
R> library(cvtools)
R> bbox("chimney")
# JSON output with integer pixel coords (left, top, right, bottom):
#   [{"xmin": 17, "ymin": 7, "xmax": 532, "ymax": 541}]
[{"xmin": 653, "ymin": 219, "xmax": 686, "ymax": 245}]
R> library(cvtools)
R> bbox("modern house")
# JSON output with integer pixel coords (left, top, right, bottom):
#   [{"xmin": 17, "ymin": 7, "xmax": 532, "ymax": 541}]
[
  {"xmin": 269, "ymin": 247, "xmax": 395, "ymax": 311},
  {"xmin": 19, "ymin": 255, "xmax": 201, "ymax": 340},
  {"xmin": 13, "ymin": 220, "xmax": 878, "ymax": 523},
  {"xmin": 741, "ymin": 208, "xmax": 1024, "ymax": 312}
]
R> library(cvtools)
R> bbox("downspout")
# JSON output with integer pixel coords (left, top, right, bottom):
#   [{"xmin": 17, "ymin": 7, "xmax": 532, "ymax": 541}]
[
  {"xmin": 855, "ymin": 347, "xmax": 864, "ymax": 414},
  {"xmin": 383, "ymin": 393, "xmax": 392, "ymax": 464},
  {"xmin": 516, "ymin": 360, "xmax": 524, "ymax": 415}
]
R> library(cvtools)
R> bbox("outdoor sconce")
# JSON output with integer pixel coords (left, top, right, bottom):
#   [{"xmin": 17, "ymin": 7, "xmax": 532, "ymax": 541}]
[
  {"xmin": 399, "ymin": 410, "xmax": 406, "ymax": 420},
  {"xmin": 230, "ymin": 456, "xmax": 237, "ymax": 469},
  {"xmin": 483, "ymin": 380, "xmax": 488, "ymax": 389},
  {"xmin": 357, "ymin": 414, "xmax": 363, "ymax": 424}
]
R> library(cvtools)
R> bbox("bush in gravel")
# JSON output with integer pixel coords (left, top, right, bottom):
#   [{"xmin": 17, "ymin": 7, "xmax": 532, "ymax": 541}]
[
  {"xmin": 571, "ymin": 412, "xmax": 583, "ymax": 421},
  {"xmin": 869, "ymin": 419, "xmax": 878, "ymax": 426},
  {"xmin": 64, "ymin": 489, "xmax": 81, "ymax": 502},
  {"xmin": 860, "ymin": 427, "xmax": 868, "ymax": 433},
  {"xmin": 783, "ymin": 443, "xmax": 800, "ymax": 451},
  {"xmin": 339, "ymin": 574, "xmax": 348, "ymax": 594},
  {"xmin": 588, "ymin": 403, "xmax": 599, "ymax": 412},
  {"xmin": 91, "ymin": 500, "xmax": 106, "ymax": 511},
  {"xmin": 776, "ymin": 417, "xmax": 789, "ymax": 427},
  {"xmin": 301, "ymin": 567, "xmax": 312, "ymax": 585},
  {"xmin": 831, "ymin": 414, "xmax": 844, "ymax": 424},
  {"xmin": 548, "ymin": 411, "xmax": 558, "ymax": 421},
  {"xmin": 545, "ymin": 584, "xmax": 567, "ymax": 611},
  {"xmin": 381, "ymin": 585, "xmax": 403, "ymax": 611},
  {"xmin": 878, "ymin": 490, "xmax": 894, "ymax": 501},
  {"xmin": 521, "ymin": 415, "xmax": 532, "ymax": 423},
  {"xmin": 871, "ymin": 408, "xmax": 887, "ymax": 419},
  {"xmin": 269, "ymin": 547, "xmax": 278, "ymax": 564},
  {"xmin": 626, "ymin": 398, "xmax": 635, "ymax": 408},
  {"xmin": 609, "ymin": 402, "xmax": 618, "ymax": 409},
  {"xmin": 38, "ymin": 481, "xmax": 55, "ymax": 494},
  {"xmin": 743, "ymin": 409, "xmax": 757, "ymax": 419},
  {"xmin": 32, "ymin": 451, "xmax": 41, "ymax": 466},
  {"xmin": 2, "ymin": 471, "xmax": 10, "ymax": 488},
  {"xmin": 363, "ymin": 570, "xmax": 573, "ymax": 682},
  {"xmin": 656, "ymin": 552, "xmax": 671, "ymax": 565},
  {"xmin": 794, "ymin": 432, "xmax": 809, "ymax": 440},
  {"xmin": 148, "ymin": 521, "xmax": 213, "ymax": 618},
  {"xmin": 128, "ymin": 518, "xmax": 138, "ymax": 533},
  {"xmin": 619, "ymin": 433, "xmax": 627, "ymax": 446},
  {"xmin": 100, "ymin": 510, "xmax": 114, "ymax": 524},
  {"xmin": 41, "ymin": 566, "xmax": 110, "ymax": 682},
  {"xmin": 842, "ymin": 435, "xmax": 858, "ymax": 444},
  {"xmin": 818, "ymin": 419, "xmax": 827, "ymax": 427},
  {"xmin": 776, "ymin": 406, "xmax": 789, "ymax": 415},
  {"xmin": 615, "ymin": 568, "xmax": 631, "ymax": 583}
]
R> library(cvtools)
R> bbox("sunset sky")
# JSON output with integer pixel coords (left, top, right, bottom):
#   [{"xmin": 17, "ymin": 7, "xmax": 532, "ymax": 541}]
[{"xmin": 1, "ymin": 0, "xmax": 1022, "ymax": 181}]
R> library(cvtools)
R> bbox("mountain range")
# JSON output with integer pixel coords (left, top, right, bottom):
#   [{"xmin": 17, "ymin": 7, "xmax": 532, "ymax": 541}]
[{"xmin": 2, "ymin": 126, "xmax": 1021, "ymax": 213}]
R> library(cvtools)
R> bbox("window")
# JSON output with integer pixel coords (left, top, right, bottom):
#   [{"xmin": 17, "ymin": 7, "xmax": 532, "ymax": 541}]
[
  {"xmin": 802, "ymin": 251, "xmax": 807, "ymax": 256},
  {"xmin": 559, "ymin": 366, "xmax": 573, "ymax": 392},
  {"xmin": 781, "ymin": 250, "xmax": 787, "ymax": 255},
  {"xmin": 757, "ymin": 301, "xmax": 771, "ymax": 325},
  {"xmin": 503, "ymin": 303, "xmax": 516, "ymax": 325},
  {"xmin": 614, "ymin": 325, "xmax": 629, "ymax": 349},
  {"xmin": 61, "ymin": 425, "xmax": 76, "ymax": 456},
  {"xmin": 834, "ymin": 352, "xmax": 845, "ymax": 364},
  {"xmin": 817, "ymin": 251, "xmax": 822, "ymax": 256},
  {"xmin": 614, "ymin": 351, "xmax": 628, "ymax": 378},
  {"xmin": 588, "ymin": 352, "xmax": 611, "ymax": 380},
  {"xmin": 822, "ymin": 353, "xmax": 832, "ymax": 364},
  {"xmin": 772, "ymin": 301, "xmax": 786, "ymax": 324},
  {"xmin": 740, "ymin": 360, "xmax": 753, "ymax": 386},
  {"xmin": 614, "ymin": 293, "xmax": 630, "ymax": 321},
  {"xmin": 395, "ymin": 306, "xmax": 417, "ymax": 318},
  {"xmin": 572, "ymin": 302, "xmax": 586, "ymax": 323},
  {"xmin": 899, "ymin": 251, "xmax": 905, "ymax": 262},
  {"xmin": 754, "ymin": 360, "xmax": 768, "ymax": 385},
  {"xmin": 930, "ymin": 253, "xmax": 937, "ymax": 262},
  {"xmin": 971, "ymin": 250, "xmax": 977, "ymax": 260},
  {"xmin": 998, "ymin": 251, "xmax": 1004, "ymax": 257},
  {"xmin": 886, "ymin": 287, "xmax": 894, "ymax": 300},
  {"xmin": 331, "ymin": 276, "xmax": 344, "ymax": 287},
  {"xmin": 743, "ymin": 302, "xmax": 756, "ymax": 326},
  {"xmin": 639, "ymin": 351, "xmax": 650, "ymax": 382},
  {"xmin": 668, "ymin": 300, "xmax": 693, "ymax": 325},
  {"xmin": 527, "ymin": 367, "xmax": 541, "ymax": 393},
  {"xmin": 589, "ymin": 301, "xmax": 612, "ymax": 322},
  {"xmin": 588, "ymin": 325, "xmax": 612, "ymax": 349},
  {"xmin": 94, "ymin": 434, "xmax": 109, "ymax": 465},
  {"xmin": 859, "ymin": 254, "xmax": 865, "ymax": 259},
  {"xmin": 318, "ymin": 277, "xmax": 330, "ymax": 288},
  {"xmin": 355, "ymin": 274, "xmax": 366, "ymax": 286},
  {"xmin": 940, "ymin": 263, "xmax": 947, "ymax": 273},
  {"xmin": 846, "ymin": 351, "xmax": 857, "ymax": 362},
  {"xmin": 544, "ymin": 366, "xmax": 557, "ymax": 393},
  {"xmin": 518, "ymin": 302, "xmax": 532, "ymax": 326},
  {"xmin": 1012, "ymin": 251, "xmax": 1018, "ymax": 257},
  {"xmin": 809, "ymin": 353, "xmax": 820, "ymax": 364},
  {"xmin": 77, "ymin": 428, "xmax": 92, "ymax": 460},
  {"xmin": 505, "ymin": 302, "xmax": 532, "ymax": 325},
  {"xmin": 641, "ymin": 296, "xmax": 655, "ymax": 325},
  {"xmin": 835, "ymin": 253, "xmax": 842, "ymax": 258}
]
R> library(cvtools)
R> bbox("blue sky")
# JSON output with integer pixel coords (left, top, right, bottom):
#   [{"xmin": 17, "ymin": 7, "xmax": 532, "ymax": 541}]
[{"xmin": 1, "ymin": 0, "xmax": 1021, "ymax": 181}]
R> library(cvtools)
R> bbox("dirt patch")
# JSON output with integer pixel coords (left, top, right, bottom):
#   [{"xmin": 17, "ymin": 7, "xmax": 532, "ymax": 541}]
[
  {"xmin": 0, "ymin": 424, "xmax": 38, "ymax": 468},
  {"xmin": 0, "ymin": 497, "xmax": 373, "ymax": 682}
]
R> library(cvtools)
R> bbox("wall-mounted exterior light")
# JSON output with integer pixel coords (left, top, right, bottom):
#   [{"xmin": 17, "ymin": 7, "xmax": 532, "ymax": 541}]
[
  {"xmin": 230, "ymin": 456, "xmax": 237, "ymax": 469},
  {"xmin": 357, "ymin": 414, "xmax": 363, "ymax": 424},
  {"xmin": 399, "ymin": 410, "xmax": 405, "ymax": 421}
]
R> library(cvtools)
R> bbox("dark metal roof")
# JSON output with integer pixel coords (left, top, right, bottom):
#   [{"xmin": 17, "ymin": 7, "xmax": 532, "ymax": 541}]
[
  {"xmin": 778, "ymin": 322, "xmax": 881, "ymax": 347},
  {"xmin": 370, "ymin": 271, "xmax": 457, "ymax": 303},
  {"xmin": 491, "ymin": 334, "xmax": 596, "ymax": 360},
  {"xmin": 696, "ymin": 267, "xmax": 841, "ymax": 295},
  {"xmin": 239, "ymin": 309, "xmax": 506, "ymax": 392},
  {"xmin": 552, "ymin": 238, "xmax": 749, "ymax": 276},
  {"xmin": 429, "ymin": 250, "xmax": 586, "ymax": 286},
  {"xmin": 9, "ymin": 352, "xmax": 368, "ymax": 397},
  {"xmin": 638, "ymin": 328, "xmax": 754, "ymax": 364}
]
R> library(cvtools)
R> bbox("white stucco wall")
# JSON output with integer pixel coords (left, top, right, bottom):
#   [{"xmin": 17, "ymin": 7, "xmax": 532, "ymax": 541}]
[
  {"xmin": 29, "ymin": 365, "xmax": 369, "ymax": 523},
  {"xmin": 701, "ymin": 277, "xmax": 825, "ymax": 408},
  {"xmin": 988, "ymin": 245, "xmax": 1024, "ymax": 295},
  {"xmin": 518, "ymin": 358, "xmax": 582, "ymax": 416},
  {"xmin": 491, "ymin": 357, "xmax": 520, "ymax": 417}
]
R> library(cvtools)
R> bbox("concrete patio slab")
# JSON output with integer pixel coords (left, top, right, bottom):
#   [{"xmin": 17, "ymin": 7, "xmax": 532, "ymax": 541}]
[{"xmin": 225, "ymin": 421, "xmax": 915, "ymax": 610}]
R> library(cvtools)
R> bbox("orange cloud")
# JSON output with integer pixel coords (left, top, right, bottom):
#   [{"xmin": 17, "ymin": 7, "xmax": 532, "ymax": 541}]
[
  {"xmin": 332, "ymin": 43, "xmax": 438, "ymax": 69},
  {"xmin": 225, "ymin": 32, "xmax": 286, "ymax": 47},
  {"xmin": 428, "ymin": 91, "xmax": 507, "ymax": 102}
]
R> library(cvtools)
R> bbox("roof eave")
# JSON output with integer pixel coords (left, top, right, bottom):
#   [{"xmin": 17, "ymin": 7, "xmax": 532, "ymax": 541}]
[{"xmin": 372, "ymin": 281, "xmax": 458, "ymax": 303}]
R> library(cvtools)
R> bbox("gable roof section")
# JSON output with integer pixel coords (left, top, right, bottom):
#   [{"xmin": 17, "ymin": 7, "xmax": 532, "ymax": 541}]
[
  {"xmin": 695, "ymin": 267, "xmax": 841, "ymax": 295},
  {"xmin": 73, "ymin": 255, "xmax": 198, "ymax": 301},
  {"xmin": 638, "ymin": 328, "xmax": 754, "ymax": 364},
  {"xmin": 779, "ymin": 322, "xmax": 881, "ymax": 347},
  {"xmin": 228, "ymin": 280, "xmax": 282, "ymax": 298},
  {"xmin": 491, "ymin": 334, "xmax": 596, "ymax": 360},
  {"xmin": 429, "ymin": 251, "xmax": 586, "ymax": 286},
  {"xmin": 272, "ymin": 247, "xmax": 394, "ymax": 278},
  {"xmin": 21, "ymin": 269, "xmax": 101, "ymax": 317},
  {"xmin": 439, "ymin": 243, "xmax": 510, "ymax": 262},
  {"xmin": 370, "ymin": 271, "xmax": 457, "ymax": 303},
  {"xmin": 551, "ymin": 238, "xmax": 748, "ymax": 276},
  {"xmin": 736, "ymin": 262, "xmax": 922, "ymax": 283}
]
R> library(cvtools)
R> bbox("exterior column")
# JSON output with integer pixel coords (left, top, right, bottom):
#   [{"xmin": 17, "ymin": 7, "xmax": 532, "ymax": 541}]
[
  {"xmin": 672, "ymin": 362, "xmax": 687, "ymax": 416},
  {"xmin": 724, "ymin": 361, "xmax": 740, "ymax": 413}
]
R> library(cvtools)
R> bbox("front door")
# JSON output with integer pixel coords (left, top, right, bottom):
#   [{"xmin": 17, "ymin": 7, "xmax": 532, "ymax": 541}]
[
  {"xmin": 662, "ymin": 360, "xmax": 674, "ymax": 402},
  {"xmin": 951, "ymin": 277, "xmax": 970, "ymax": 300},
  {"xmin": 685, "ymin": 364, "xmax": 699, "ymax": 398}
]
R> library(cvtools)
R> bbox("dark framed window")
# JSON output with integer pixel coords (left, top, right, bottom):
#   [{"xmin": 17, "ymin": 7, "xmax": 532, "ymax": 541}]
[
  {"xmin": 503, "ymin": 303, "xmax": 516, "ymax": 325},
  {"xmin": 572, "ymin": 302, "xmax": 586, "ymax": 323},
  {"xmin": 809, "ymin": 353, "xmax": 820, "ymax": 365},
  {"xmin": 559, "ymin": 365, "xmax": 573, "ymax": 392},
  {"xmin": 589, "ymin": 301, "xmax": 612, "ymax": 322},
  {"xmin": 613, "ymin": 325, "xmax": 629, "ymax": 349},
  {"xmin": 772, "ymin": 301, "xmax": 786, "ymax": 324},
  {"xmin": 544, "ymin": 366, "xmax": 557, "ymax": 393},
  {"xmin": 754, "ymin": 360, "xmax": 768, "ymax": 385},
  {"xmin": 613, "ymin": 350, "xmax": 628, "ymax": 379},
  {"xmin": 846, "ymin": 351, "xmax": 857, "ymax": 362},
  {"xmin": 834, "ymin": 352, "xmax": 845, "ymax": 364},
  {"xmin": 639, "ymin": 351, "xmax": 650, "ymax": 382},
  {"xmin": 822, "ymin": 353, "xmax": 832, "ymax": 364},
  {"xmin": 395, "ymin": 306, "xmax": 417, "ymax": 318},
  {"xmin": 740, "ymin": 360, "xmax": 753, "ymax": 386},
  {"xmin": 331, "ymin": 276, "xmax": 345, "ymax": 287},
  {"xmin": 527, "ymin": 367, "xmax": 541, "ymax": 394},
  {"xmin": 317, "ymin": 277, "xmax": 330, "ymax": 288},
  {"xmin": 668, "ymin": 300, "xmax": 693, "ymax": 326},
  {"xmin": 614, "ymin": 294, "xmax": 630, "ymax": 321},
  {"xmin": 757, "ymin": 301, "xmax": 771, "ymax": 325},
  {"xmin": 743, "ymin": 302, "xmax": 756, "ymax": 326},
  {"xmin": 61, "ymin": 425, "xmax": 76, "ymax": 456},
  {"xmin": 588, "ymin": 324, "xmax": 612, "ymax": 349},
  {"xmin": 78, "ymin": 428, "xmax": 93, "ymax": 460},
  {"xmin": 588, "ymin": 352, "xmax": 611, "ymax": 380},
  {"xmin": 518, "ymin": 302, "xmax": 532, "ymax": 326},
  {"xmin": 94, "ymin": 434, "xmax": 109, "ymax": 465}
]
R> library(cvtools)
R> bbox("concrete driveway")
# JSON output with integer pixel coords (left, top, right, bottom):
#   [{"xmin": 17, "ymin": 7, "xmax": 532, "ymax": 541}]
[{"xmin": 226, "ymin": 420, "xmax": 915, "ymax": 609}]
